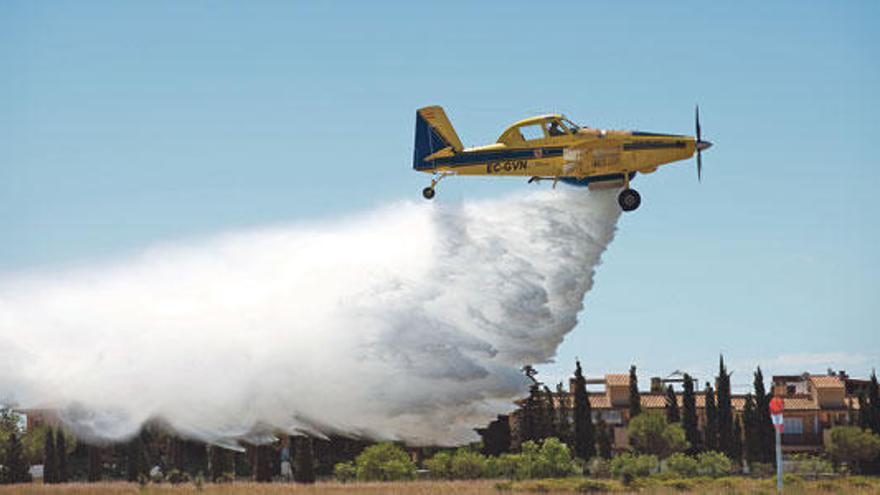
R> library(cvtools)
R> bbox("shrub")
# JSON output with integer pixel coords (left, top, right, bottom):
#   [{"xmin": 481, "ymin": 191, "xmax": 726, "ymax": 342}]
[
  {"xmin": 488, "ymin": 453, "xmax": 520, "ymax": 479},
  {"xmin": 610, "ymin": 452, "xmax": 658, "ymax": 482},
  {"xmin": 354, "ymin": 443, "xmax": 417, "ymax": 481},
  {"xmin": 516, "ymin": 438, "xmax": 580, "ymax": 480},
  {"xmin": 695, "ymin": 451, "xmax": 732, "ymax": 478},
  {"xmin": 665, "ymin": 452, "xmax": 698, "ymax": 477},
  {"xmin": 450, "ymin": 448, "xmax": 488, "ymax": 479},
  {"xmin": 827, "ymin": 426, "xmax": 880, "ymax": 474},
  {"xmin": 627, "ymin": 411, "xmax": 689, "ymax": 458},
  {"xmin": 789, "ymin": 453, "xmax": 833, "ymax": 479},
  {"xmin": 749, "ymin": 461, "xmax": 774, "ymax": 477},
  {"xmin": 424, "ymin": 451, "xmax": 452, "ymax": 479},
  {"xmin": 494, "ymin": 480, "xmax": 513, "ymax": 491},
  {"xmin": 587, "ymin": 457, "xmax": 611, "ymax": 478},
  {"xmin": 333, "ymin": 461, "xmax": 356, "ymax": 482}
]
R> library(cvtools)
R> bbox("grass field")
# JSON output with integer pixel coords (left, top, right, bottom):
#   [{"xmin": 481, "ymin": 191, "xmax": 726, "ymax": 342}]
[{"xmin": 2, "ymin": 477, "xmax": 880, "ymax": 495}]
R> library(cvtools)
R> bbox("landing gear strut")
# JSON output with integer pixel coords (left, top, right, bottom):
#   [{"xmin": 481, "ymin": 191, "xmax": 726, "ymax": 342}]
[
  {"xmin": 618, "ymin": 188, "xmax": 641, "ymax": 212},
  {"xmin": 618, "ymin": 172, "xmax": 641, "ymax": 212},
  {"xmin": 422, "ymin": 173, "xmax": 451, "ymax": 200}
]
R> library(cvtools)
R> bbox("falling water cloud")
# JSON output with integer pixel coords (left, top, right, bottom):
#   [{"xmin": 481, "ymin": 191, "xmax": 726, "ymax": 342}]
[{"xmin": 0, "ymin": 188, "xmax": 620, "ymax": 447}]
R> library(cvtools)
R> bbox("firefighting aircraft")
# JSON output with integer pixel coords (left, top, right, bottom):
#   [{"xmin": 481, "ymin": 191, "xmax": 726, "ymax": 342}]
[{"xmin": 412, "ymin": 106, "xmax": 713, "ymax": 211}]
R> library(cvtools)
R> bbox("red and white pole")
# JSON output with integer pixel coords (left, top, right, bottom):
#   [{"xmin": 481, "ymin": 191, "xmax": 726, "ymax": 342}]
[{"xmin": 770, "ymin": 397, "xmax": 785, "ymax": 493}]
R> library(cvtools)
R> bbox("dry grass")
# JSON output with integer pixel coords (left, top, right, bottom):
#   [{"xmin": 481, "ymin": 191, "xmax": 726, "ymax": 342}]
[{"xmin": 1, "ymin": 477, "xmax": 879, "ymax": 495}]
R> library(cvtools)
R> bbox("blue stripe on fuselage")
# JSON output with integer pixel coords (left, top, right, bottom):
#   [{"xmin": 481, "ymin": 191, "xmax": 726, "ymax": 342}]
[{"xmin": 431, "ymin": 147, "xmax": 564, "ymax": 168}]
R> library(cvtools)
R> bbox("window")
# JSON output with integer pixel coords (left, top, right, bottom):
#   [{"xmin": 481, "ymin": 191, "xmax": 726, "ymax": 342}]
[
  {"xmin": 784, "ymin": 417, "xmax": 804, "ymax": 434},
  {"xmin": 519, "ymin": 124, "xmax": 545, "ymax": 141},
  {"xmin": 546, "ymin": 120, "xmax": 568, "ymax": 137}
]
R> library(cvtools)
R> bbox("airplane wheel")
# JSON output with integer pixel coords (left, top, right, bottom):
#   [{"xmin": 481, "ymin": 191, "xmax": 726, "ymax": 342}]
[
  {"xmin": 618, "ymin": 188, "xmax": 641, "ymax": 212},
  {"xmin": 422, "ymin": 187, "xmax": 436, "ymax": 200}
]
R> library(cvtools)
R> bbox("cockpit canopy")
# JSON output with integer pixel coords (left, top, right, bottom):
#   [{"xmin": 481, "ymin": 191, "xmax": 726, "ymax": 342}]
[{"xmin": 497, "ymin": 115, "xmax": 581, "ymax": 145}]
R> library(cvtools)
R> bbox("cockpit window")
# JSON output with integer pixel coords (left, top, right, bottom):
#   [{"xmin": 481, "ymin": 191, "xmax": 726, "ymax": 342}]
[
  {"xmin": 518, "ymin": 124, "xmax": 545, "ymax": 141},
  {"xmin": 561, "ymin": 118, "xmax": 580, "ymax": 131},
  {"xmin": 547, "ymin": 120, "xmax": 568, "ymax": 136}
]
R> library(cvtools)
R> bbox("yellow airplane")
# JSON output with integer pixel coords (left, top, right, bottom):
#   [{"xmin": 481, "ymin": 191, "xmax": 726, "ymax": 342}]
[{"xmin": 412, "ymin": 106, "xmax": 713, "ymax": 211}]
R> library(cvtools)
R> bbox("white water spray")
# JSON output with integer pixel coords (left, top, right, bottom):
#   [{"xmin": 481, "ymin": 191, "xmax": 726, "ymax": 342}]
[{"xmin": 0, "ymin": 189, "xmax": 620, "ymax": 446}]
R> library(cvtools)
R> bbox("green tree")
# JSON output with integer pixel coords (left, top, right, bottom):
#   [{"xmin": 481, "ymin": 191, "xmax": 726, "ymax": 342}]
[
  {"xmin": 595, "ymin": 417, "xmax": 612, "ymax": 459},
  {"xmin": 554, "ymin": 383, "xmax": 572, "ymax": 447},
  {"xmin": 753, "ymin": 367, "xmax": 775, "ymax": 464},
  {"xmin": 696, "ymin": 451, "xmax": 733, "ymax": 477},
  {"xmin": 868, "ymin": 370, "xmax": 880, "ymax": 435},
  {"xmin": 628, "ymin": 365, "xmax": 641, "ymax": 418},
  {"xmin": 43, "ymin": 428, "xmax": 56, "ymax": 484},
  {"xmin": 87, "ymin": 445, "xmax": 102, "ymax": 482},
  {"xmin": 665, "ymin": 385, "xmax": 680, "ymax": 423},
  {"xmin": 627, "ymin": 411, "xmax": 689, "ymax": 458},
  {"xmin": 703, "ymin": 383, "xmax": 718, "ymax": 452},
  {"xmin": 665, "ymin": 452, "xmax": 698, "ymax": 477},
  {"xmin": 450, "ymin": 448, "xmax": 488, "ymax": 479},
  {"xmin": 478, "ymin": 415, "xmax": 511, "ymax": 456},
  {"xmin": 742, "ymin": 394, "xmax": 759, "ymax": 463},
  {"xmin": 354, "ymin": 443, "xmax": 416, "ymax": 481},
  {"xmin": 716, "ymin": 356, "xmax": 735, "ymax": 459},
  {"xmin": 55, "ymin": 430, "xmax": 68, "ymax": 483},
  {"xmin": 610, "ymin": 452, "xmax": 657, "ymax": 481},
  {"xmin": 210, "ymin": 446, "xmax": 231, "ymax": 482},
  {"xmin": 572, "ymin": 360, "xmax": 595, "ymax": 461},
  {"xmin": 681, "ymin": 374, "xmax": 700, "ymax": 454},
  {"xmin": 126, "ymin": 434, "xmax": 144, "ymax": 482},
  {"xmin": 293, "ymin": 436, "xmax": 316, "ymax": 484},
  {"xmin": 2, "ymin": 431, "xmax": 31, "ymax": 484},
  {"xmin": 827, "ymin": 426, "xmax": 880, "ymax": 474},
  {"xmin": 731, "ymin": 416, "xmax": 744, "ymax": 466}
]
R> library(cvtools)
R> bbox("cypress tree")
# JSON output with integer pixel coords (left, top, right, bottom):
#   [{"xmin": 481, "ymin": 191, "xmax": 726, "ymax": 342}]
[
  {"xmin": 732, "ymin": 417, "xmax": 744, "ymax": 467},
  {"xmin": 628, "ymin": 365, "xmax": 641, "ymax": 418},
  {"xmin": 665, "ymin": 385, "xmax": 680, "ymax": 423},
  {"xmin": 595, "ymin": 417, "xmax": 612, "ymax": 459},
  {"xmin": 253, "ymin": 444, "xmax": 272, "ymax": 482},
  {"xmin": 126, "ymin": 434, "xmax": 144, "ymax": 482},
  {"xmin": 542, "ymin": 385, "xmax": 558, "ymax": 440},
  {"xmin": 681, "ymin": 373, "xmax": 700, "ymax": 454},
  {"xmin": 717, "ymin": 356, "xmax": 735, "ymax": 459},
  {"xmin": 572, "ymin": 360, "xmax": 596, "ymax": 460},
  {"xmin": 753, "ymin": 367, "xmax": 775, "ymax": 464},
  {"xmin": 293, "ymin": 436, "xmax": 316, "ymax": 484},
  {"xmin": 858, "ymin": 393, "xmax": 870, "ymax": 430},
  {"xmin": 210, "ymin": 446, "xmax": 232, "ymax": 481},
  {"xmin": 868, "ymin": 370, "xmax": 880, "ymax": 435},
  {"xmin": 518, "ymin": 384, "xmax": 542, "ymax": 446},
  {"xmin": 743, "ymin": 394, "xmax": 760, "ymax": 464},
  {"xmin": 3, "ymin": 431, "xmax": 30, "ymax": 484},
  {"xmin": 479, "ymin": 415, "xmax": 511, "ymax": 456},
  {"xmin": 56, "ymin": 430, "xmax": 68, "ymax": 483},
  {"xmin": 44, "ymin": 428, "xmax": 57, "ymax": 484},
  {"xmin": 704, "ymin": 382, "xmax": 718, "ymax": 452},
  {"xmin": 555, "ymin": 382, "xmax": 572, "ymax": 447},
  {"xmin": 87, "ymin": 445, "xmax": 102, "ymax": 482}
]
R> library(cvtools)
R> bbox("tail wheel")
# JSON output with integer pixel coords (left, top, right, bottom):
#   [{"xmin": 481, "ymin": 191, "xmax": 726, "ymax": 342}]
[
  {"xmin": 618, "ymin": 189, "xmax": 641, "ymax": 212},
  {"xmin": 422, "ymin": 187, "xmax": 436, "ymax": 200}
]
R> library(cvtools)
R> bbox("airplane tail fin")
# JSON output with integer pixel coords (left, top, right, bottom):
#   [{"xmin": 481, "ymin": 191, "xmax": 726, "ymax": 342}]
[{"xmin": 413, "ymin": 106, "xmax": 463, "ymax": 170}]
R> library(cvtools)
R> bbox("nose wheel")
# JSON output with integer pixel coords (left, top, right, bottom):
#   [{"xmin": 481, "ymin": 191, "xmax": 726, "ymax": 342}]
[
  {"xmin": 618, "ymin": 188, "xmax": 641, "ymax": 212},
  {"xmin": 422, "ymin": 187, "xmax": 436, "ymax": 200}
]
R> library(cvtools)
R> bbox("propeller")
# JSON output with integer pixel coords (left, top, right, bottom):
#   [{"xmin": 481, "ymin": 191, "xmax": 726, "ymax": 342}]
[{"xmin": 695, "ymin": 105, "xmax": 713, "ymax": 181}]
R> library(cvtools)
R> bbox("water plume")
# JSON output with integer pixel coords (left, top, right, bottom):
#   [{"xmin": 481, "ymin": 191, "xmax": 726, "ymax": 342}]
[{"xmin": 0, "ymin": 188, "xmax": 620, "ymax": 446}]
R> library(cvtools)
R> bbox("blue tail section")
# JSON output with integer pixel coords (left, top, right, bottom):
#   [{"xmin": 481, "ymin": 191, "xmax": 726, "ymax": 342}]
[{"xmin": 413, "ymin": 112, "xmax": 452, "ymax": 171}]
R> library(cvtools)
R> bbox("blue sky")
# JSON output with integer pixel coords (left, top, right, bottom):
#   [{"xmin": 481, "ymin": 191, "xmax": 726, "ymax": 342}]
[{"xmin": 2, "ymin": 1, "xmax": 878, "ymax": 392}]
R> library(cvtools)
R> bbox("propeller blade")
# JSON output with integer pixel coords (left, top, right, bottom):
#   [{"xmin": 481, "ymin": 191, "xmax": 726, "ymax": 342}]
[
  {"xmin": 697, "ymin": 151, "xmax": 702, "ymax": 182},
  {"xmin": 695, "ymin": 105, "xmax": 701, "ymax": 142}
]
